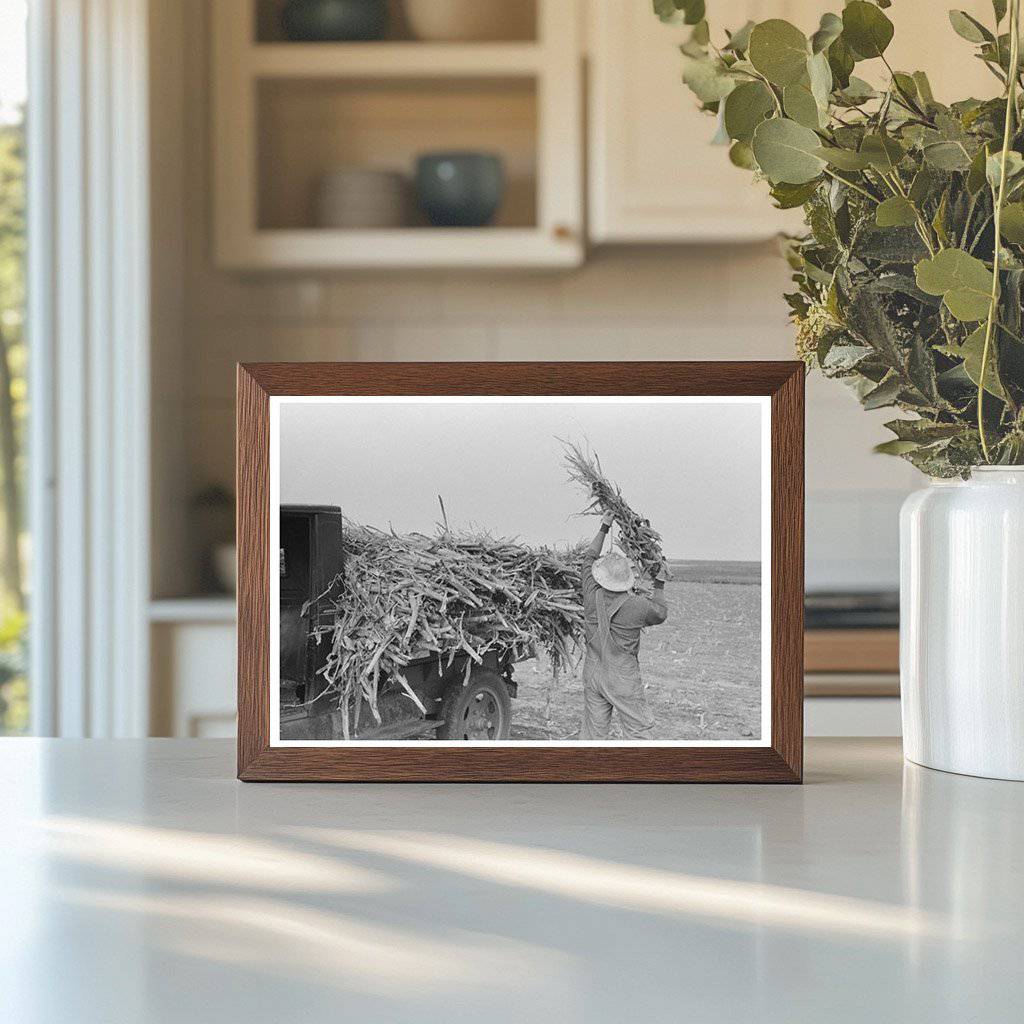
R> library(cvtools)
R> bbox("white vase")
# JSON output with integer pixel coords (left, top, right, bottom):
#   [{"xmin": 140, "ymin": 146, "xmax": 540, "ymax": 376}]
[{"xmin": 900, "ymin": 467, "xmax": 1024, "ymax": 781}]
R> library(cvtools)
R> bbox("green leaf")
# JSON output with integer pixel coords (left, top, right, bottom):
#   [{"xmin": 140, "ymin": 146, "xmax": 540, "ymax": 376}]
[
  {"xmin": 958, "ymin": 325, "xmax": 1007, "ymax": 398},
  {"xmin": 681, "ymin": 0, "xmax": 705, "ymax": 25},
  {"xmin": 967, "ymin": 142, "xmax": 993, "ymax": 192},
  {"xmin": 856, "ymin": 225, "xmax": 929, "ymax": 263},
  {"xmin": 842, "ymin": 1, "xmax": 895, "ymax": 59},
  {"xmin": 807, "ymin": 51, "xmax": 833, "ymax": 110},
  {"xmin": 728, "ymin": 140, "xmax": 758, "ymax": 169},
  {"xmin": 810, "ymin": 12, "xmax": 843, "ymax": 54},
  {"xmin": 874, "ymin": 439, "xmax": 922, "ymax": 456},
  {"xmin": 948, "ymin": 10, "xmax": 993, "ymax": 44},
  {"xmin": 862, "ymin": 375, "xmax": 902, "ymax": 409},
  {"xmin": 654, "ymin": 0, "xmax": 705, "ymax": 25},
  {"xmin": 923, "ymin": 141, "xmax": 973, "ymax": 171},
  {"xmin": 908, "ymin": 334, "xmax": 941, "ymax": 403},
  {"xmin": 748, "ymin": 19, "xmax": 810, "ymax": 87},
  {"xmin": 875, "ymin": 196, "xmax": 918, "ymax": 228},
  {"xmin": 689, "ymin": 20, "xmax": 710, "ymax": 46},
  {"xmin": 986, "ymin": 150, "xmax": 1024, "ymax": 190},
  {"xmin": 752, "ymin": 117, "xmax": 827, "ymax": 184},
  {"xmin": 912, "ymin": 71, "xmax": 935, "ymax": 105},
  {"xmin": 653, "ymin": 0, "xmax": 676, "ymax": 23},
  {"xmin": 885, "ymin": 419, "xmax": 964, "ymax": 443},
  {"xmin": 892, "ymin": 72, "xmax": 919, "ymax": 103},
  {"xmin": 783, "ymin": 83, "xmax": 822, "ymax": 128},
  {"xmin": 814, "ymin": 145, "xmax": 872, "ymax": 170},
  {"xmin": 682, "ymin": 0, "xmax": 705, "ymax": 25},
  {"xmin": 860, "ymin": 133, "xmax": 905, "ymax": 172},
  {"xmin": 932, "ymin": 190, "xmax": 951, "ymax": 247},
  {"xmin": 681, "ymin": 55, "xmax": 737, "ymax": 103},
  {"xmin": 836, "ymin": 75, "xmax": 877, "ymax": 104},
  {"xmin": 723, "ymin": 81, "xmax": 775, "ymax": 143},
  {"xmin": 909, "ymin": 165, "xmax": 936, "ymax": 205},
  {"xmin": 915, "ymin": 249, "xmax": 994, "ymax": 321},
  {"xmin": 827, "ymin": 35, "xmax": 855, "ymax": 89},
  {"xmin": 1000, "ymin": 202, "xmax": 1024, "ymax": 242},
  {"xmin": 770, "ymin": 179, "xmax": 820, "ymax": 208},
  {"xmin": 724, "ymin": 20, "xmax": 755, "ymax": 53},
  {"xmin": 846, "ymin": 286, "xmax": 910, "ymax": 372}
]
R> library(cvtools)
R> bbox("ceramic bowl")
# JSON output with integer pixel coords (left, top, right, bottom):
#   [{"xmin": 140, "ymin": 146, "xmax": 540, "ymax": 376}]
[
  {"xmin": 403, "ymin": 0, "xmax": 534, "ymax": 42},
  {"xmin": 315, "ymin": 168, "xmax": 409, "ymax": 228},
  {"xmin": 280, "ymin": 0, "xmax": 388, "ymax": 42},
  {"xmin": 415, "ymin": 152, "xmax": 505, "ymax": 228}
]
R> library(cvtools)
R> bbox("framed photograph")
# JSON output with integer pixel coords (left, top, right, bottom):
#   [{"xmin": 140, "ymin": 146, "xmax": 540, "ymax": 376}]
[{"xmin": 237, "ymin": 362, "xmax": 804, "ymax": 782}]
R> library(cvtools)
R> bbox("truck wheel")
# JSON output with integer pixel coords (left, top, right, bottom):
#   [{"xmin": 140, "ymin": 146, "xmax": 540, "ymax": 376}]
[{"xmin": 438, "ymin": 670, "xmax": 512, "ymax": 741}]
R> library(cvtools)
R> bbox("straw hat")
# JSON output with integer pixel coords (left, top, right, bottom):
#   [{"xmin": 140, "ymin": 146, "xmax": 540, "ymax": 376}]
[{"xmin": 592, "ymin": 552, "xmax": 636, "ymax": 593}]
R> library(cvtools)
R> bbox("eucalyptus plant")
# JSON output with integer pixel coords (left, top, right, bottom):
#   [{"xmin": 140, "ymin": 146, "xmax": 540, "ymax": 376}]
[{"xmin": 658, "ymin": 0, "xmax": 1024, "ymax": 475}]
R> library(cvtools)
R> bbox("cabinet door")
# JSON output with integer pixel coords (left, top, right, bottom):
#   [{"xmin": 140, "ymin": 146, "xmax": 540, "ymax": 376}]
[
  {"xmin": 588, "ymin": 0, "xmax": 999, "ymax": 244},
  {"xmin": 588, "ymin": 1, "xmax": 813, "ymax": 243}
]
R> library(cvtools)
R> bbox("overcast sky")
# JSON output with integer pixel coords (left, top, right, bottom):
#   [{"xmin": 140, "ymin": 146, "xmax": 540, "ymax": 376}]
[{"xmin": 278, "ymin": 398, "xmax": 764, "ymax": 561}]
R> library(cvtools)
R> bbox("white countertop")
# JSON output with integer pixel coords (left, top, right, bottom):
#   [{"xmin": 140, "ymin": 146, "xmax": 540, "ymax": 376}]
[{"xmin": 1, "ymin": 738, "xmax": 1021, "ymax": 1023}]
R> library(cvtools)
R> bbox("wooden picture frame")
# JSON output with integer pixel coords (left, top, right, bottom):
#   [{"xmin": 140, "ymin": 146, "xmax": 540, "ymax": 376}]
[{"xmin": 237, "ymin": 362, "xmax": 804, "ymax": 782}]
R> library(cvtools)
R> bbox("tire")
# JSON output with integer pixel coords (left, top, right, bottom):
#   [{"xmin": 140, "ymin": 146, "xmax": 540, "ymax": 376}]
[{"xmin": 437, "ymin": 669, "xmax": 512, "ymax": 741}]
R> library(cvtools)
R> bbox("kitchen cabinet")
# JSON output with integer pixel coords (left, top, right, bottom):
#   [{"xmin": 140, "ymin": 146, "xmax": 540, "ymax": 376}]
[
  {"xmin": 150, "ymin": 601, "xmax": 237, "ymax": 738},
  {"xmin": 587, "ymin": 0, "xmax": 999, "ymax": 244},
  {"xmin": 587, "ymin": 1, "xmax": 811, "ymax": 243},
  {"xmin": 212, "ymin": 0, "xmax": 583, "ymax": 269}
]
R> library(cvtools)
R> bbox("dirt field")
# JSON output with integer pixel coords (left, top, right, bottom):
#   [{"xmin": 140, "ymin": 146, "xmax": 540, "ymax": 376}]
[{"xmin": 509, "ymin": 577, "xmax": 762, "ymax": 741}]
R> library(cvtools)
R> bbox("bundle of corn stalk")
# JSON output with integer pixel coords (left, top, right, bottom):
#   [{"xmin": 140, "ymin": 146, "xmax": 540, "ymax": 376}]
[
  {"xmin": 311, "ymin": 525, "xmax": 585, "ymax": 737},
  {"xmin": 562, "ymin": 441, "xmax": 669, "ymax": 578}
]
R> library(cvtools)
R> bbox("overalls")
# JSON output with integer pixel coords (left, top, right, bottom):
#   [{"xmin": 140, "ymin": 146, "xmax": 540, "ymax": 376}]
[{"xmin": 578, "ymin": 563, "xmax": 667, "ymax": 740}]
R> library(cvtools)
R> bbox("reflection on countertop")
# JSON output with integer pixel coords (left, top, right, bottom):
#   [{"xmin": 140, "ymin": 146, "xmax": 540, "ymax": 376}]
[{"xmin": 0, "ymin": 738, "xmax": 1022, "ymax": 1022}]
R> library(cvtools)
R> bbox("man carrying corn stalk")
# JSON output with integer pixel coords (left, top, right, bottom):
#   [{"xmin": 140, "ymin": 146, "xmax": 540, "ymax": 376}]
[{"xmin": 578, "ymin": 512, "xmax": 670, "ymax": 740}]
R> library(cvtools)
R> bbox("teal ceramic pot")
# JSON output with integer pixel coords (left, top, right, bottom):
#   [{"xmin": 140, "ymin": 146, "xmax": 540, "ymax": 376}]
[
  {"xmin": 415, "ymin": 152, "xmax": 505, "ymax": 227},
  {"xmin": 281, "ymin": 0, "xmax": 387, "ymax": 42}
]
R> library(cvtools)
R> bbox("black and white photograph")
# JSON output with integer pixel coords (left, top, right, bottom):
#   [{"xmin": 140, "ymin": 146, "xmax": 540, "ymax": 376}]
[{"xmin": 271, "ymin": 396, "xmax": 770, "ymax": 745}]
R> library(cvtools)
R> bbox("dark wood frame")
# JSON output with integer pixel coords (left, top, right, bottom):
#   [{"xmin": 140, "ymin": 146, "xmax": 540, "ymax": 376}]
[{"xmin": 237, "ymin": 362, "xmax": 804, "ymax": 782}]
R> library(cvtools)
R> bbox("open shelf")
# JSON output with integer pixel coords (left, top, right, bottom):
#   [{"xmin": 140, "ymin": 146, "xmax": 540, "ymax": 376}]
[
  {"xmin": 257, "ymin": 76, "xmax": 537, "ymax": 232},
  {"xmin": 213, "ymin": 0, "xmax": 581, "ymax": 269}
]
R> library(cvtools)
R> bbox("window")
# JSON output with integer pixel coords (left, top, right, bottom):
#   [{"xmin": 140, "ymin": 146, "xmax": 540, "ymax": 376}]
[{"xmin": 0, "ymin": 0, "xmax": 28, "ymax": 734}]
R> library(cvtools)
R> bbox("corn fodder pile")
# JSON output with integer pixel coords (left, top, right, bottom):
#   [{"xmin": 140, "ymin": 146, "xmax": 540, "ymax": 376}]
[
  {"xmin": 311, "ymin": 526, "xmax": 585, "ymax": 737},
  {"xmin": 302, "ymin": 445, "xmax": 668, "ymax": 737},
  {"xmin": 562, "ymin": 441, "xmax": 669, "ymax": 578}
]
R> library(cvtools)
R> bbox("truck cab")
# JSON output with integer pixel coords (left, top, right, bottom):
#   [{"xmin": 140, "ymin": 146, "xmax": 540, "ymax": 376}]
[{"xmin": 279, "ymin": 504, "xmax": 344, "ymax": 708}]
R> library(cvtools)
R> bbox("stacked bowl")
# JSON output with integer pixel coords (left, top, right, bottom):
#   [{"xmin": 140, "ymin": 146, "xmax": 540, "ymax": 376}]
[{"xmin": 314, "ymin": 167, "xmax": 409, "ymax": 228}]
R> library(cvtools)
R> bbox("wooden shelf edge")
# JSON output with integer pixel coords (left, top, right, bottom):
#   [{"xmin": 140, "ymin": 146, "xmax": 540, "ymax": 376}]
[
  {"xmin": 805, "ymin": 673, "xmax": 900, "ymax": 698},
  {"xmin": 217, "ymin": 227, "xmax": 583, "ymax": 270},
  {"xmin": 248, "ymin": 41, "xmax": 544, "ymax": 79},
  {"xmin": 804, "ymin": 628, "xmax": 900, "ymax": 675}
]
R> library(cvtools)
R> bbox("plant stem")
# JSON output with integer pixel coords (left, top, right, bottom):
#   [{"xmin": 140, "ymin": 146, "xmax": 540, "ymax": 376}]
[
  {"xmin": 968, "ymin": 212, "xmax": 994, "ymax": 254},
  {"xmin": 979, "ymin": 0, "xmax": 1021, "ymax": 463},
  {"xmin": 871, "ymin": 167, "xmax": 937, "ymax": 254},
  {"xmin": 750, "ymin": 69, "xmax": 783, "ymax": 116},
  {"xmin": 821, "ymin": 167, "xmax": 879, "ymax": 203}
]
